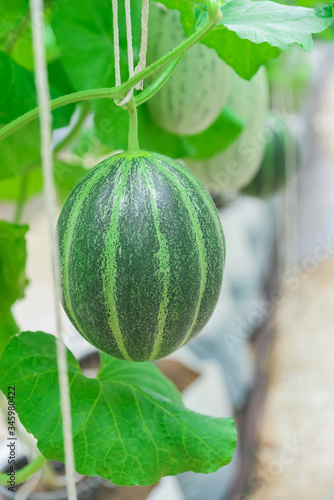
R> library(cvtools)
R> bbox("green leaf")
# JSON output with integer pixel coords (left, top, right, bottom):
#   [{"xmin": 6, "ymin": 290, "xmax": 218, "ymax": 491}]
[
  {"xmin": 152, "ymin": 0, "xmax": 196, "ymax": 34},
  {"xmin": 0, "ymin": 52, "xmax": 73, "ymax": 128},
  {"xmin": 51, "ymin": 0, "xmax": 142, "ymax": 92},
  {"xmin": 94, "ymin": 99, "xmax": 130, "ymax": 152},
  {"xmin": 0, "ymin": 53, "xmax": 74, "ymax": 181},
  {"xmin": 0, "ymin": 167, "xmax": 43, "ymax": 201},
  {"xmin": 0, "ymin": 0, "xmax": 29, "ymax": 42},
  {"xmin": 0, "ymin": 123, "xmax": 41, "ymax": 181},
  {"xmin": 203, "ymin": 29, "xmax": 280, "ymax": 80},
  {"xmin": 183, "ymin": 105, "xmax": 245, "ymax": 159},
  {"xmin": 0, "ymin": 221, "xmax": 28, "ymax": 314},
  {"xmin": 138, "ymin": 105, "xmax": 192, "ymax": 158},
  {"xmin": 220, "ymin": 0, "xmax": 333, "ymax": 52},
  {"xmin": 54, "ymin": 160, "xmax": 88, "ymax": 204},
  {"xmin": 47, "ymin": 58, "xmax": 76, "ymax": 97},
  {"xmin": 201, "ymin": 0, "xmax": 333, "ymax": 79},
  {"xmin": 0, "ymin": 331, "xmax": 237, "ymax": 486},
  {"xmin": 0, "ymin": 310, "xmax": 19, "ymax": 356}
]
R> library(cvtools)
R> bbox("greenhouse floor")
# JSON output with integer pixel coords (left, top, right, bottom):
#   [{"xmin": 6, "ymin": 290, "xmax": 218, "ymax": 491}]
[{"xmin": 248, "ymin": 257, "xmax": 334, "ymax": 500}]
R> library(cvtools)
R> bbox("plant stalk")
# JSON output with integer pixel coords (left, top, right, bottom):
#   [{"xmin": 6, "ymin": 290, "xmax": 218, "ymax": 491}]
[
  {"xmin": 0, "ymin": 454, "xmax": 47, "ymax": 486},
  {"xmin": 126, "ymin": 96, "xmax": 140, "ymax": 152}
]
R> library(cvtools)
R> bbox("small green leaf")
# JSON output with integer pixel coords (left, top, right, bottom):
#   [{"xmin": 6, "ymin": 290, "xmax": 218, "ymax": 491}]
[
  {"xmin": 0, "ymin": 221, "xmax": 28, "ymax": 314},
  {"xmin": 183, "ymin": 105, "xmax": 245, "ymax": 159},
  {"xmin": 51, "ymin": 0, "xmax": 142, "ymax": 92},
  {"xmin": 0, "ymin": 332, "xmax": 237, "ymax": 486}
]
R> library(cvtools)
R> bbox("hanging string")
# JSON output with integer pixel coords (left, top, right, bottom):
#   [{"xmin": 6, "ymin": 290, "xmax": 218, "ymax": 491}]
[
  {"xmin": 112, "ymin": 0, "xmax": 149, "ymax": 105},
  {"xmin": 125, "ymin": 0, "xmax": 134, "ymax": 80},
  {"xmin": 112, "ymin": 0, "xmax": 121, "ymax": 87},
  {"xmin": 134, "ymin": 0, "xmax": 149, "ymax": 90},
  {"xmin": 29, "ymin": 1, "xmax": 77, "ymax": 499}
]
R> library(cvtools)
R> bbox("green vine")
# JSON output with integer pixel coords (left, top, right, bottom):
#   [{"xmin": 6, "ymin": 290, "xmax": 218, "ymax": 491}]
[
  {"xmin": 135, "ymin": 55, "xmax": 184, "ymax": 107},
  {"xmin": 0, "ymin": 454, "xmax": 47, "ymax": 486}
]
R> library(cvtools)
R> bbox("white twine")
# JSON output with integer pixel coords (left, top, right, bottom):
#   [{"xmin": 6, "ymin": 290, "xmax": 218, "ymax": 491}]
[
  {"xmin": 125, "ymin": 0, "xmax": 134, "ymax": 79},
  {"xmin": 112, "ymin": 0, "xmax": 121, "ymax": 87},
  {"xmin": 112, "ymin": 0, "xmax": 149, "ymax": 105},
  {"xmin": 29, "ymin": 1, "xmax": 77, "ymax": 499},
  {"xmin": 134, "ymin": 0, "xmax": 149, "ymax": 90}
]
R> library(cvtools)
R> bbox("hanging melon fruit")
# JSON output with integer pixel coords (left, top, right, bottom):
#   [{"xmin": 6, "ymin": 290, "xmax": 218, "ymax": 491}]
[
  {"xmin": 146, "ymin": 2, "xmax": 231, "ymax": 136},
  {"xmin": 184, "ymin": 67, "xmax": 269, "ymax": 195},
  {"xmin": 243, "ymin": 112, "xmax": 299, "ymax": 198},
  {"xmin": 56, "ymin": 151, "xmax": 225, "ymax": 362}
]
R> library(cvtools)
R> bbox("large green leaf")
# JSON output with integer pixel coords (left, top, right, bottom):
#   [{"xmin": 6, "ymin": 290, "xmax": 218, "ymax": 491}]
[
  {"xmin": 0, "ymin": 221, "xmax": 28, "ymax": 313},
  {"xmin": 0, "ymin": 52, "xmax": 73, "ymax": 128},
  {"xmin": 203, "ymin": 29, "xmax": 280, "ymax": 80},
  {"xmin": 0, "ymin": 123, "xmax": 41, "ymax": 181},
  {"xmin": 0, "ymin": 310, "xmax": 19, "ymax": 357},
  {"xmin": 201, "ymin": 0, "xmax": 333, "ymax": 78},
  {"xmin": 220, "ymin": 0, "xmax": 333, "ymax": 51},
  {"xmin": 0, "ymin": 0, "xmax": 29, "ymax": 42},
  {"xmin": 0, "ymin": 53, "xmax": 75, "ymax": 181},
  {"xmin": 0, "ymin": 331, "xmax": 237, "ymax": 486},
  {"xmin": 51, "ymin": 0, "xmax": 142, "ymax": 92},
  {"xmin": 0, "ymin": 222, "xmax": 28, "ymax": 354}
]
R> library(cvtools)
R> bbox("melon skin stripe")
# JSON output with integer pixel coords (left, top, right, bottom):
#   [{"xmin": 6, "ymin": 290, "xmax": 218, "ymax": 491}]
[{"xmin": 56, "ymin": 152, "xmax": 225, "ymax": 362}]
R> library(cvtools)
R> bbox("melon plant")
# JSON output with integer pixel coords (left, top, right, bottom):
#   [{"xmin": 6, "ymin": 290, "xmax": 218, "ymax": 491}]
[
  {"xmin": 146, "ymin": 3, "xmax": 231, "ymax": 136},
  {"xmin": 243, "ymin": 112, "xmax": 298, "ymax": 198},
  {"xmin": 184, "ymin": 67, "xmax": 269, "ymax": 195},
  {"xmin": 0, "ymin": 0, "xmax": 333, "ymax": 491},
  {"xmin": 56, "ymin": 151, "xmax": 225, "ymax": 362}
]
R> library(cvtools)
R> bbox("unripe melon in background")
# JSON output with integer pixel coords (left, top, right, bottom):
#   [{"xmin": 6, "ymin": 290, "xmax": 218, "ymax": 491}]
[
  {"xmin": 56, "ymin": 152, "xmax": 225, "ymax": 362},
  {"xmin": 243, "ymin": 112, "xmax": 299, "ymax": 198},
  {"xmin": 184, "ymin": 67, "xmax": 269, "ymax": 195},
  {"xmin": 146, "ymin": 3, "xmax": 231, "ymax": 136}
]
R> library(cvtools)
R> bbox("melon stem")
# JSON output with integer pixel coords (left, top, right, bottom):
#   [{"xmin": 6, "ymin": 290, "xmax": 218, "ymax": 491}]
[{"xmin": 126, "ymin": 96, "xmax": 140, "ymax": 152}]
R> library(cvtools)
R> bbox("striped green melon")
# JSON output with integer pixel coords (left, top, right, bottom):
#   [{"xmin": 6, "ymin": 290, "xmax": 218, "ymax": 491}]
[
  {"xmin": 184, "ymin": 68, "xmax": 269, "ymax": 195},
  {"xmin": 243, "ymin": 112, "xmax": 298, "ymax": 198},
  {"xmin": 56, "ymin": 151, "xmax": 225, "ymax": 362},
  {"xmin": 146, "ymin": 3, "xmax": 231, "ymax": 136}
]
